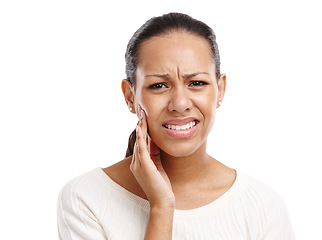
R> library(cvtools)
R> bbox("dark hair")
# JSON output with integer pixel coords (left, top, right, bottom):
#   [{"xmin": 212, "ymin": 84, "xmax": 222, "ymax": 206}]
[{"xmin": 125, "ymin": 12, "xmax": 221, "ymax": 157}]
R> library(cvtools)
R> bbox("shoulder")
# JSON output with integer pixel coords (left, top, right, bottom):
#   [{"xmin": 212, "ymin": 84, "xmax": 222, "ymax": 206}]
[
  {"xmin": 57, "ymin": 168, "xmax": 112, "ymax": 239},
  {"xmin": 235, "ymin": 172, "xmax": 295, "ymax": 239},
  {"xmin": 59, "ymin": 168, "xmax": 108, "ymax": 199},
  {"xmin": 58, "ymin": 158, "xmax": 138, "ymax": 216},
  {"xmin": 58, "ymin": 168, "xmax": 110, "ymax": 217},
  {"xmin": 238, "ymin": 172, "xmax": 287, "ymax": 209}
]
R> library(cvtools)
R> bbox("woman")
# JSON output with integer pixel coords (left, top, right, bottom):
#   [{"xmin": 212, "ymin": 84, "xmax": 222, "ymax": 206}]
[{"xmin": 57, "ymin": 13, "xmax": 295, "ymax": 239}]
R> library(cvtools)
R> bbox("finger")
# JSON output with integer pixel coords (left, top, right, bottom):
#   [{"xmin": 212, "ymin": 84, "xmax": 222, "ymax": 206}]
[
  {"xmin": 137, "ymin": 104, "xmax": 148, "ymax": 143},
  {"xmin": 130, "ymin": 141, "xmax": 140, "ymax": 170},
  {"xmin": 136, "ymin": 125, "xmax": 151, "ymax": 165},
  {"xmin": 147, "ymin": 134, "xmax": 151, "ymax": 154}
]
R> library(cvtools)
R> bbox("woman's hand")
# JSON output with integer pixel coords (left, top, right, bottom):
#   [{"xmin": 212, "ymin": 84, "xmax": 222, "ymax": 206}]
[
  {"xmin": 130, "ymin": 105, "xmax": 174, "ymax": 239},
  {"xmin": 130, "ymin": 105, "xmax": 175, "ymax": 209}
]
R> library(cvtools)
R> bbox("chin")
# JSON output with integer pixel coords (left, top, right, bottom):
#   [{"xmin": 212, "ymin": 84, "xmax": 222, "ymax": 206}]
[
  {"xmin": 157, "ymin": 140, "xmax": 205, "ymax": 158},
  {"xmin": 161, "ymin": 149, "xmax": 194, "ymax": 158}
]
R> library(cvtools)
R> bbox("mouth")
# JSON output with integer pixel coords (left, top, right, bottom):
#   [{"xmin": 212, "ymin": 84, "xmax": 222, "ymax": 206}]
[
  {"xmin": 161, "ymin": 118, "xmax": 199, "ymax": 139},
  {"xmin": 163, "ymin": 120, "xmax": 198, "ymax": 131}
]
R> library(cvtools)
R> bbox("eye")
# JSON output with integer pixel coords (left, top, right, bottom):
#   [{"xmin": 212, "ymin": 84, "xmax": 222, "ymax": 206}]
[
  {"xmin": 189, "ymin": 81, "xmax": 208, "ymax": 87},
  {"xmin": 148, "ymin": 82, "xmax": 167, "ymax": 89}
]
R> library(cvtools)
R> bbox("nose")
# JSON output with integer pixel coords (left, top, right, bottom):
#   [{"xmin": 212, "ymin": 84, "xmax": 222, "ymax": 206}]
[{"xmin": 168, "ymin": 86, "xmax": 193, "ymax": 114}]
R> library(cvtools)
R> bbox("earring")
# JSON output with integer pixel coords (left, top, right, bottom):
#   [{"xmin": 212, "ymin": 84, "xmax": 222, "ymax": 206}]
[
  {"xmin": 129, "ymin": 107, "xmax": 133, "ymax": 111},
  {"xmin": 218, "ymin": 101, "xmax": 222, "ymax": 107}
]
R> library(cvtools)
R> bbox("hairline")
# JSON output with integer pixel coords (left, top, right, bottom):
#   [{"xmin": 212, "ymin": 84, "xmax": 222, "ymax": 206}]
[{"xmin": 133, "ymin": 29, "xmax": 217, "ymax": 86}]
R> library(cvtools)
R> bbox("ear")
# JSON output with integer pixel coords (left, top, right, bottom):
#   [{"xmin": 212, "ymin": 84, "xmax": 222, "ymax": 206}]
[
  {"xmin": 121, "ymin": 79, "xmax": 135, "ymax": 113},
  {"xmin": 217, "ymin": 73, "xmax": 227, "ymax": 108}
]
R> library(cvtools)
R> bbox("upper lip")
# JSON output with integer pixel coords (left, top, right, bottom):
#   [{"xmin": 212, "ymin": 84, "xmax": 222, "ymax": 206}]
[{"xmin": 163, "ymin": 117, "xmax": 199, "ymax": 126}]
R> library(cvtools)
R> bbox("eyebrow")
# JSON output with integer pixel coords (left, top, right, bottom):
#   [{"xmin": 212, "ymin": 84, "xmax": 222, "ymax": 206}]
[
  {"xmin": 182, "ymin": 72, "xmax": 209, "ymax": 79},
  {"xmin": 145, "ymin": 73, "xmax": 170, "ymax": 79},
  {"xmin": 145, "ymin": 72, "xmax": 209, "ymax": 79}
]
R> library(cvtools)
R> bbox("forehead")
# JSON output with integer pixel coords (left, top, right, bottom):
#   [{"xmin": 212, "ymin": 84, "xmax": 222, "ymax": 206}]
[{"xmin": 137, "ymin": 32, "xmax": 215, "ymax": 75}]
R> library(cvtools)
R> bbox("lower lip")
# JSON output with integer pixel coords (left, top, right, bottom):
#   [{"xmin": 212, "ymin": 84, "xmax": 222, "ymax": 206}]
[{"xmin": 162, "ymin": 123, "xmax": 198, "ymax": 139}]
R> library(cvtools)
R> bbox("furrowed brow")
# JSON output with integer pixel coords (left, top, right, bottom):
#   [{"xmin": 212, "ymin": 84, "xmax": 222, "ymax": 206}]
[
  {"xmin": 145, "ymin": 74, "xmax": 170, "ymax": 79},
  {"xmin": 145, "ymin": 72, "xmax": 209, "ymax": 79},
  {"xmin": 183, "ymin": 72, "xmax": 209, "ymax": 79}
]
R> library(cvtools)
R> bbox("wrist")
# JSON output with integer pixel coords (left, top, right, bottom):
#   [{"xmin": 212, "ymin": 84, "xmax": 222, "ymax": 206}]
[
  {"xmin": 148, "ymin": 205, "xmax": 174, "ymax": 231},
  {"xmin": 150, "ymin": 198, "xmax": 175, "ymax": 212},
  {"xmin": 150, "ymin": 204, "xmax": 175, "ymax": 214},
  {"xmin": 145, "ymin": 201, "xmax": 174, "ymax": 240}
]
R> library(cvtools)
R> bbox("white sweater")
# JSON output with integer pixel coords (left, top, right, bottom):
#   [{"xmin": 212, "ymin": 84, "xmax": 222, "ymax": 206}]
[{"xmin": 57, "ymin": 168, "xmax": 295, "ymax": 240}]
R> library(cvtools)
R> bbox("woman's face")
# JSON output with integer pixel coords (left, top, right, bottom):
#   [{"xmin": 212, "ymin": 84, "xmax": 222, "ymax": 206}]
[{"xmin": 130, "ymin": 32, "xmax": 225, "ymax": 157}]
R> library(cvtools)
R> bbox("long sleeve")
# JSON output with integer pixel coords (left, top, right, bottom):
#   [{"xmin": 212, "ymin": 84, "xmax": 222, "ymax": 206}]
[
  {"xmin": 57, "ymin": 168, "xmax": 150, "ymax": 240},
  {"xmin": 238, "ymin": 173, "xmax": 295, "ymax": 240},
  {"xmin": 261, "ymin": 193, "xmax": 295, "ymax": 240},
  {"xmin": 57, "ymin": 176, "xmax": 108, "ymax": 240}
]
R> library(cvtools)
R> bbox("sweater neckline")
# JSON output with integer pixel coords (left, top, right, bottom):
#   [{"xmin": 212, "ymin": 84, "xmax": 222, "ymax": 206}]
[{"xmin": 95, "ymin": 167, "xmax": 243, "ymax": 220}]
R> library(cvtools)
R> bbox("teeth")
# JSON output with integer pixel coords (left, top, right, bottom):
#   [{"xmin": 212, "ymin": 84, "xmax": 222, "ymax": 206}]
[{"xmin": 164, "ymin": 121, "xmax": 197, "ymax": 130}]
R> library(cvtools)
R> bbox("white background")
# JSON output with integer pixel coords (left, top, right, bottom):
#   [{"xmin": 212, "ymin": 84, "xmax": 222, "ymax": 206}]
[{"xmin": 1, "ymin": 0, "xmax": 321, "ymax": 239}]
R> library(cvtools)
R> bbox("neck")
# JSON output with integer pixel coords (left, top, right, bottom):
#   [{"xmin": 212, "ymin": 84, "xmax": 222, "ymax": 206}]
[{"xmin": 160, "ymin": 142, "xmax": 214, "ymax": 186}]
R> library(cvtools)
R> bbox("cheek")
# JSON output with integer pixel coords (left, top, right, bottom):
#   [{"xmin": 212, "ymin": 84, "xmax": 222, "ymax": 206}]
[
  {"xmin": 138, "ymin": 94, "xmax": 154, "ymax": 119},
  {"xmin": 206, "ymin": 92, "xmax": 218, "ymax": 128},
  {"xmin": 139, "ymin": 91, "xmax": 166, "ymax": 116},
  {"xmin": 138, "ymin": 94, "xmax": 165, "ymax": 133},
  {"xmin": 195, "ymin": 89, "xmax": 217, "ymax": 114},
  {"xmin": 134, "ymin": 89, "xmax": 153, "ymax": 117}
]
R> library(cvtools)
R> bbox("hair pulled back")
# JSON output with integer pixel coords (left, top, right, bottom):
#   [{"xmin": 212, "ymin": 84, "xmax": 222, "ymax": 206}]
[{"xmin": 125, "ymin": 12, "xmax": 221, "ymax": 157}]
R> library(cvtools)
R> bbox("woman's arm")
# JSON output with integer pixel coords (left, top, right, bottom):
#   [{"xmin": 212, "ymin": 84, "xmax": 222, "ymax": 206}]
[
  {"xmin": 145, "ymin": 206, "xmax": 174, "ymax": 239},
  {"xmin": 130, "ymin": 105, "xmax": 175, "ymax": 239}
]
